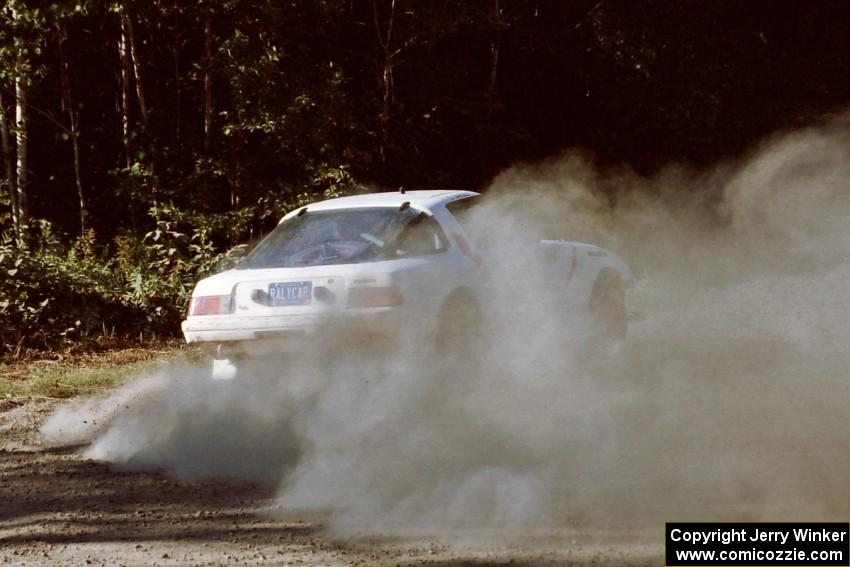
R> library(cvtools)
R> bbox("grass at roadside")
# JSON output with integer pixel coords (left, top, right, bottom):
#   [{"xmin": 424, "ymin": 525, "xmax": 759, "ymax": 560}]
[{"xmin": 0, "ymin": 340, "xmax": 198, "ymax": 399}]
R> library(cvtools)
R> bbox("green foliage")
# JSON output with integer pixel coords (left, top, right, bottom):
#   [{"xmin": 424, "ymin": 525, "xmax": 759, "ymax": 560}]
[
  {"xmin": 0, "ymin": 209, "xmax": 220, "ymax": 355},
  {"xmin": 0, "ymin": 182, "xmax": 365, "ymax": 355},
  {"xmin": 0, "ymin": 221, "xmax": 140, "ymax": 354},
  {"xmin": 1, "ymin": 0, "xmax": 848, "ymax": 355},
  {"xmin": 0, "ymin": 1, "xmax": 47, "ymax": 84}
]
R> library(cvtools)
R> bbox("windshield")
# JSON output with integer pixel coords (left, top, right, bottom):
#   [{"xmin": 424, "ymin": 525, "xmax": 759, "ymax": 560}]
[{"xmin": 238, "ymin": 207, "xmax": 419, "ymax": 269}]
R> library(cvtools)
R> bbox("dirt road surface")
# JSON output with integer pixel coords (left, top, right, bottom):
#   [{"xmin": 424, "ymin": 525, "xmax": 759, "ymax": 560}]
[{"xmin": 1, "ymin": 396, "xmax": 660, "ymax": 566}]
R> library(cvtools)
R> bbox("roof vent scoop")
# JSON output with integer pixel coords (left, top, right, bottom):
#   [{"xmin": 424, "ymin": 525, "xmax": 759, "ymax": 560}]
[{"xmin": 399, "ymin": 201, "xmax": 411, "ymax": 211}]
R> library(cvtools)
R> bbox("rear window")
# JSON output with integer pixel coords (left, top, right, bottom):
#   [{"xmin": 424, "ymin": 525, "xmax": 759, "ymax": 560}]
[
  {"xmin": 394, "ymin": 213, "xmax": 448, "ymax": 256},
  {"xmin": 238, "ymin": 207, "xmax": 436, "ymax": 269}
]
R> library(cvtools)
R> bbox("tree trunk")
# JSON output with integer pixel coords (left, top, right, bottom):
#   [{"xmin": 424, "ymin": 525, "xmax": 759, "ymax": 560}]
[
  {"xmin": 124, "ymin": 8, "xmax": 158, "ymax": 207},
  {"xmin": 70, "ymin": 132, "xmax": 85, "ymax": 233},
  {"xmin": 0, "ymin": 91, "xmax": 18, "ymax": 240},
  {"xmin": 124, "ymin": 13, "xmax": 149, "ymax": 129},
  {"xmin": 14, "ymin": 62, "xmax": 29, "ymax": 235},
  {"xmin": 487, "ymin": 0, "xmax": 501, "ymax": 122},
  {"xmin": 58, "ymin": 24, "xmax": 88, "ymax": 235},
  {"xmin": 229, "ymin": 111, "xmax": 242, "ymax": 209},
  {"xmin": 372, "ymin": 0, "xmax": 396, "ymax": 163},
  {"xmin": 203, "ymin": 13, "xmax": 212, "ymax": 154},
  {"xmin": 117, "ymin": 12, "xmax": 142, "ymax": 230},
  {"xmin": 172, "ymin": 0, "xmax": 181, "ymax": 144},
  {"xmin": 119, "ymin": 15, "xmax": 132, "ymax": 168}
]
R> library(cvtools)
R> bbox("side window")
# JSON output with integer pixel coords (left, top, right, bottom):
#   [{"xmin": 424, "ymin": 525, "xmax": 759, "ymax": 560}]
[
  {"xmin": 444, "ymin": 195, "xmax": 480, "ymax": 230},
  {"xmin": 394, "ymin": 214, "xmax": 448, "ymax": 256},
  {"xmin": 445, "ymin": 195, "xmax": 487, "ymax": 248}
]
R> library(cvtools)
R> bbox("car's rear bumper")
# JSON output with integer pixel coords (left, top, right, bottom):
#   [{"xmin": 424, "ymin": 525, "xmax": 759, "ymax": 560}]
[
  {"xmin": 182, "ymin": 308, "xmax": 401, "ymax": 358},
  {"xmin": 182, "ymin": 314, "xmax": 324, "ymax": 343}
]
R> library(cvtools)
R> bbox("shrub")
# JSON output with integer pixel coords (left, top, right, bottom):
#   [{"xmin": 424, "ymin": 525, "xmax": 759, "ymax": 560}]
[{"xmin": 0, "ymin": 184, "xmax": 365, "ymax": 356}]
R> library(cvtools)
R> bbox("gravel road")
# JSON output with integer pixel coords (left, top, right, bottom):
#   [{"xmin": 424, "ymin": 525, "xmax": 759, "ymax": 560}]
[
  {"xmin": 6, "ymin": 329, "xmax": 847, "ymax": 566},
  {"xmin": 1, "ymin": 396, "xmax": 660, "ymax": 566}
]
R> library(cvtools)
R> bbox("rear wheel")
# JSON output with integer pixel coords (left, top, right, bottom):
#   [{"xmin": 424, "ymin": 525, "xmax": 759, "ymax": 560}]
[{"xmin": 589, "ymin": 270, "xmax": 627, "ymax": 340}]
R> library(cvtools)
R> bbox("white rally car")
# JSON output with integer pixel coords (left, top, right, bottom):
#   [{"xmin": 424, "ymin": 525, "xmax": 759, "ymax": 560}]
[{"xmin": 182, "ymin": 190, "xmax": 629, "ymax": 375}]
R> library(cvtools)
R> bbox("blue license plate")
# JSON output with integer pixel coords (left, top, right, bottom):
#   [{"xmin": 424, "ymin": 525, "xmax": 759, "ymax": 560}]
[{"xmin": 269, "ymin": 281, "xmax": 312, "ymax": 306}]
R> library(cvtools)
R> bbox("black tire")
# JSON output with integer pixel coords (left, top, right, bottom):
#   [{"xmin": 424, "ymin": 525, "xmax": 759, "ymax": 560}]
[
  {"xmin": 589, "ymin": 270, "xmax": 627, "ymax": 340},
  {"xmin": 434, "ymin": 289, "xmax": 482, "ymax": 354}
]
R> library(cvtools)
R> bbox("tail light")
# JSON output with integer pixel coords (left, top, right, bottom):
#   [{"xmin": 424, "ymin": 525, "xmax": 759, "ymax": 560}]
[
  {"xmin": 188, "ymin": 295, "xmax": 234, "ymax": 316},
  {"xmin": 347, "ymin": 286, "xmax": 403, "ymax": 308}
]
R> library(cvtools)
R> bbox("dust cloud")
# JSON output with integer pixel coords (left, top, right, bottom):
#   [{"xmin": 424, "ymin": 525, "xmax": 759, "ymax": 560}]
[{"xmin": 42, "ymin": 125, "xmax": 850, "ymax": 536}]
